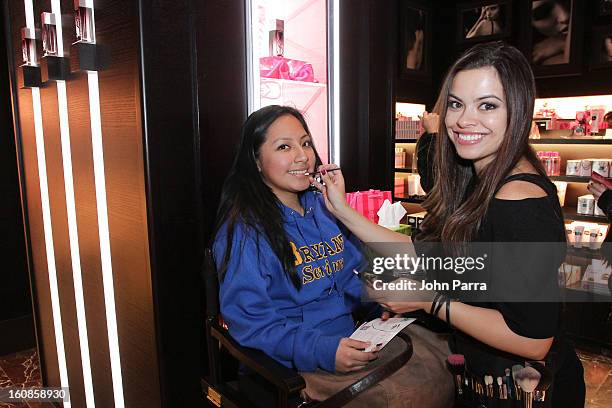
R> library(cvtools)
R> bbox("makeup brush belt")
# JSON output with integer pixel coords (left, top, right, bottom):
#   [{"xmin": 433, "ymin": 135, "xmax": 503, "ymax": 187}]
[
  {"xmin": 299, "ymin": 324, "xmax": 454, "ymax": 408},
  {"xmin": 454, "ymin": 369, "xmax": 552, "ymax": 408}
]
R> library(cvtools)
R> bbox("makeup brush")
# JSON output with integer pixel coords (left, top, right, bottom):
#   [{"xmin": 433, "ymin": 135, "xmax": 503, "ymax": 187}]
[
  {"xmin": 512, "ymin": 364, "xmax": 524, "ymax": 400},
  {"xmin": 505, "ymin": 368, "xmax": 514, "ymax": 399},
  {"xmin": 304, "ymin": 167, "xmax": 341, "ymax": 176},
  {"xmin": 497, "ymin": 376, "xmax": 505, "ymax": 399},
  {"xmin": 487, "ymin": 375, "xmax": 495, "ymax": 397},
  {"xmin": 514, "ymin": 366, "xmax": 541, "ymax": 408},
  {"xmin": 526, "ymin": 362, "xmax": 552, "ymax": 402},
  {"xmin": 446, "ymin": 354, "xmax": 465, "ymax": 395}
]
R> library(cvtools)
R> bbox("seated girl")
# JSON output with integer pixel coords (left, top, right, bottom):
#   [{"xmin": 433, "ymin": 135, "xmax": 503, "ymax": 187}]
[
  {"xmin": 213, "ymin": 105, "xmax": 376, "ymax": 374},
  {"xmin": 212, "ymin": 105, "xmax": 453, "ymax": 406}
]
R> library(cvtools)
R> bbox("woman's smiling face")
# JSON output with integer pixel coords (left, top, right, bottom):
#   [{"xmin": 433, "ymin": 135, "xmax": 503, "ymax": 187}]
[{"xmin": 445, "ymin": 66, "xmax": 508, "ymax": 173}]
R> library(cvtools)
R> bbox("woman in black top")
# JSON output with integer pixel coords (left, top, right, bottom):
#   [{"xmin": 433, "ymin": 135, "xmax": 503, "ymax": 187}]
[{"xmin": 310, "ymin": 42, "xmax": 584, "ymax": 406}]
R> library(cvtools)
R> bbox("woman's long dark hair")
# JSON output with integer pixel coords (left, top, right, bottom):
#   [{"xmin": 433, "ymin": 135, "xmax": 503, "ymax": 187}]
[
  {"xmin": 419, "ymin": 42, "xmax": 546, "ymax": 242},
  {"xmin": 213, "ymin": 105, "xmax": 322, "ymax": 288}
]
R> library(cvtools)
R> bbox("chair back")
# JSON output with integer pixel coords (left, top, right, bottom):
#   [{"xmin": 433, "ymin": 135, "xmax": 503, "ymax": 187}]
[
  {"xmin": 203, "ymin": 248, "xmax": 220, "ymax": 386},
  {"xmin": 203, "ymin": 248, "xmax": 219, "ymax": 319}
]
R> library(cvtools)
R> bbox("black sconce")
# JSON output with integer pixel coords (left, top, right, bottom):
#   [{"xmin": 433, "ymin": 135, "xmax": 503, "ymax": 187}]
[
  {"xmin": 70, "ymin": 0, "xmax": 107, "ymax": 72},
  {"xmin": 40, "ymin": 12, "xmax": 70, "ymax": 81},
  {"xmin": 19, "ymin": 27, "xmax": 42, "ymax": 88}
]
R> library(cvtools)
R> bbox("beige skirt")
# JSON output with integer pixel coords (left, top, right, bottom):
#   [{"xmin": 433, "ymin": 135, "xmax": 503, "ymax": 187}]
[{"xmin": 299, "ymin": 324, "xmax": 455, "ymax": 408}]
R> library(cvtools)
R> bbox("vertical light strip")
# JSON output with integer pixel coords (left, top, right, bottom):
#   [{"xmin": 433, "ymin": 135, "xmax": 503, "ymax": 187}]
[
  {"xmin": 332, "ymin": 0, "xmax": 341, "ymax": 166},
  {"xmin": 245, "ymin": 0, "xmax": 255, "ymax": 113},
  {"xmin": 51, "ymin": 0, "xmax": 96, "ymax": 404},
  {"xmin": 81, "ymin": 3, "xmax": 124, "ymax": 405},
  {"xmin": 23, "ymin": 1, "xmax": 71, "ymax": 406},
  {"xmin": 245, "ymin": 0, "xmax": 261, "ymax": 113},
  {"xmin": 87, "ymin": 70, "xmax": 124, "ymax": 408}
]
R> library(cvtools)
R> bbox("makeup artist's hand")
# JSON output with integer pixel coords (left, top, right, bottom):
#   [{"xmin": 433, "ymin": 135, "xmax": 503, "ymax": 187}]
[
  {"xmin": 588, "ymin": 180, "xmax": 607, "ymax": 201},
  {"xmin": 335, "ymin": 338, "xmax": 378, "ymax": 373},
  {"xmin": 310, "ymin": 164, "xmax": 350, "ymax": 216},
  {"xmin": 419, "ymin": 111, "xmax": 439, "ymax": 134},
  {"xmin": 380, "ymin": 310, "xmax": 403, "ymax": 320}
]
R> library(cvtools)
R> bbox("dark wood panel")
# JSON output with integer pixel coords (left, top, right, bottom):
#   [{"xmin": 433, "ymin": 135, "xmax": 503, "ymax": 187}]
[
  {"xmin": 59, "ymin": 0, "xmax": 116, "ymax": 404},
  {"xmin": 0, "ymin": 0, "xmax": 31, "ymax": 327},
  {"xmin": 6, "ymin": 0, "xmax": 61, "ymax": 388},
  {"xmin": 138, "ymin": 0, "xmax": 203, "ymax": 405},
  {"xmin": 64, "ymin": 56, "xmax": 117, "ymax": 408},
  {"xmin": 339, "ymin": 0, "xmax": 365, "ymax": 192},
  {"xmin": 38, "ymin": 77, "xmax": 87, "ymax": 408},
  {"xmin": 94, "ymin": 1, "xmax": 160, "ymax": 407},
  {"xmin": 34, "ymin": 0, "xmax": 87, "ymax": 404},
  {"xmin": 197, "ymin": 0, "xmax": 248, "ymax": 244},
  {"xmin": 368, "ymin": 1, "xmax": 394, "ymax": 191}
]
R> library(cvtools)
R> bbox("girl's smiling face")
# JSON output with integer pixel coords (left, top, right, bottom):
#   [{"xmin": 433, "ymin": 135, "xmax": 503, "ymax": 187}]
[
  {"xmin": 256, "ymin": 114, "xmax": 316, "ymax": 205},
  {"xmin": 445, "ymin": 66, "xmax": 508, "ymax": 173}
]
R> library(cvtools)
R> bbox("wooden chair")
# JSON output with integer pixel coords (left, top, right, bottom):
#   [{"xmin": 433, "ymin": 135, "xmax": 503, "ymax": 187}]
[{"xmin": 201, "ymin": 248, "xmax": 413, "ymax": 407}]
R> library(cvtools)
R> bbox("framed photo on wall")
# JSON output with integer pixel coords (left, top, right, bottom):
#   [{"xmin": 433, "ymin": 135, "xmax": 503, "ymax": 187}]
[
  {"xmin": 457, "ymin": 0, "xmax": 512, "ymax": 43},
  {"xmin": 527, "ymin": 0, "xmax": 584, "ymax": 77},
  {"xmin": 591, "ymin": 26, "xmax": 612, "ymax": 69},
  {"xmin": 399, "ymin": 1, "xmax": 431, "ymax": 78},
  {"xmin": 600, "ymin": 0, "xmax": 612, "ymax": 16}
]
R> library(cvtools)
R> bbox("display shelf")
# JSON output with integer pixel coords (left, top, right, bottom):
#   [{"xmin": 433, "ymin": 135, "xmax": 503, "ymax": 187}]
[
  {"xmin": 530, "ymin": 138, "xmax": 612, "ymax": 145},
  {"xmin": 550, "ymin": 175, "xmax": 590, "ymax": 183},
  {"xmin": 260, "ymin": 78, "xmax": 327, "ymax": 88},
  {"xmin": 394, "ymin": 168, "xmax": 414, "ymax": 173},
  {"xmin": 565, "ymin": 245, "xmax": 602, "ymax": 259},
  {"xmin": 394, "ymin": 139, "xmax": 418, "ymax": 143},
  {"xmin": 395, "ymin": 195, "xmax": 426, "ymax": 204},
  {"xmin": 563, "ymin": 283, "xmax": 611, "ymax": 300},
  {"xmin": 563, "ymin": 208, "xmax": 609, "ymax": 223}
]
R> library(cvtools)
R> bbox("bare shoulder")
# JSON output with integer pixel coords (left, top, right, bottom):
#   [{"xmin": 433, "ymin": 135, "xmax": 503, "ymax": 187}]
[{"xmin": 495, "ymin": 180, "xmax": 547, "ymax": 200}]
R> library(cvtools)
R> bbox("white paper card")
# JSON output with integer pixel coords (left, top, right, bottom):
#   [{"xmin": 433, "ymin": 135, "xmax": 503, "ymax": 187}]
[{"xmin": 350, "ymin": 317, "xmax": 416, "ymax": 352}]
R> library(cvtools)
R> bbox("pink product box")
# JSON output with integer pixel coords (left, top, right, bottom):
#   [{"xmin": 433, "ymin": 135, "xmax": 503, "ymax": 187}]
[
  {"xmin": 346, "ymin": 190, "xmax": 392, "ymax": 223},
  {"xmin": 395, "ymin": 149, "xmax": 406, "ymax": 168},
  {"xmin": 260, "ymin": 56, "xmax": 315, "ymax": 82},
  {"xmin": 394, "ymin": 178, "xmax": 406, "ymax": 196}
]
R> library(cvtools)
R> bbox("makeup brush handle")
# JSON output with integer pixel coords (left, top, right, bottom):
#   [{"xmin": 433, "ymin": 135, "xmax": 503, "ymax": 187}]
[
  {"xmin": 455, "ymin": 375, "xmax": 463, "ymax": 395},
  {"xmin": 524, "ymin": 391, "xmax": 532, "ymax": 408}
]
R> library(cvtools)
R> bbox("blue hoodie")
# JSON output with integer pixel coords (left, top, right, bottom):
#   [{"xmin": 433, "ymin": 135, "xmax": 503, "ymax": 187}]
[{"xmin": 213, "ymin": 191, "xmax": 365, "ymax": 372}]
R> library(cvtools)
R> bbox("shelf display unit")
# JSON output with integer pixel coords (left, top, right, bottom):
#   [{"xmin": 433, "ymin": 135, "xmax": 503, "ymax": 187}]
[
  {"xmin": 393, "ymin": 102, "xmax": 427, "ymax": 207},
  {"xmin": 245, "ymin": 0, "xmax": 339, "ymax": 163}
]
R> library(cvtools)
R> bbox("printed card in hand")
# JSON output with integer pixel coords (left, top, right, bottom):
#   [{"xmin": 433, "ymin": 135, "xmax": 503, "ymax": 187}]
[{"xmin": 350, "ymin": 317, "xmax": 416, "ymax": 352}]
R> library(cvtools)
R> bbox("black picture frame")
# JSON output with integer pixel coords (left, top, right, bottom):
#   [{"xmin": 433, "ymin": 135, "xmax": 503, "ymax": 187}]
[
  {"xmin": 457, "ymin": 0, "xmax": 512, "ymax": 43},
  {"xmin": 590, "ymin": 26, "xmax": 612, "ymax": 69},
  {"xmin": 527, "ymin": 0, "xmax": 584, "ymax": 78},
  {"xmin": 398, "ymin": 1, "xmax": 431, "ymax": 78},
  {"xmin": 599, "ymin": 0, "xmax": 612, "ymax": 16}
]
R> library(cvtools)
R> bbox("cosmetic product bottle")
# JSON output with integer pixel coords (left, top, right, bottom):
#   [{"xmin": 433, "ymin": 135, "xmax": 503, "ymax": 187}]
[
  {"xmin": 21, "ymin": 27, "xmax": 38, "ymax": 66},
  {"xmin": 592, "ymin": 159, "xmax": 610, "ymax": 177},
  {"xmin": 41, "ymin": 12, "xmax": 58, "ymax": 57},
  {"xmin": 566, "ymin": 160, "xmax": 581, "ymax": 176},
  {"xmin": 573, "ymin": 225, "xmax": 584, "ymax": 248},
  {"xmin": 577, "ymin": 195, "xmax": 595, "ymax": 215},
  {"xmin": 552, "ymin": 152, "xmax": 561, "ymax": 176},
  {"xmin": 269, "ymin": 19, "xmax": 284, "ymax": 57},
  {"xmin": 74, "ymin": 0, "xmax": 95, "ymax": 43},
  {"xmin": 579, "ymin": 159, "xmax": 593, "ymax": 177}
]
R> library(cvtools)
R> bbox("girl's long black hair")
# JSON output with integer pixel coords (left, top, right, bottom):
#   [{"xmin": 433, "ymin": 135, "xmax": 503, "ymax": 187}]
[{"xmin": 213, "ymin": 105, "xmax": 322, "ymax": 289}]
